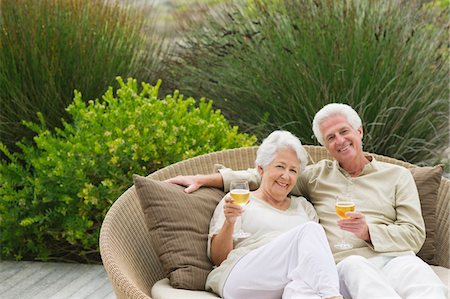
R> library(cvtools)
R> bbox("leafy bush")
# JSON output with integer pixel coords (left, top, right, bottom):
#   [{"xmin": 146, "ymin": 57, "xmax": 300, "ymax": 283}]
[
  {"xmin": 0, "ymin": 0, "xmax": 166, "ymax": 152},
  {"xmin": 167, "ymin": 0, "xmax": 449, "ymax": 168},
  {"xmin": 0, "ymin": 77, "xmax": 256, "ymax": 262}
]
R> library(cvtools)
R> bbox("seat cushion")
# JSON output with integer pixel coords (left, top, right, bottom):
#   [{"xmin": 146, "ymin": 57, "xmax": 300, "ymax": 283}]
[
  {"xmin": 429, "ymin": 265, "xmax": 450, "ymax": 289},
  {"xmin": 152, "ymin": 278, "xmax": 220, "ymax": 299}
]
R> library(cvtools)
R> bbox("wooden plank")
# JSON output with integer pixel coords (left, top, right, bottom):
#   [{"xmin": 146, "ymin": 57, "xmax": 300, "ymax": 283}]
[
  {"xmin": 101, "ymin": 289, "xmax": 118, "ymax": 299},
  {"xmin": 15, "ymin": 262, "xmax": 81, "ymax": 299},
  {"xmin": 76, "ymin": 278, "xmax": 114, "ymax": 299},
  {"xmin": 0, "ymin": 261, "xmax": 115, "ymax": 299},
  {"xmin": 1, "ymin": 262, "xmax": 61, "ymax": 298},
  {"xmin": 0, "ymin": 261, "xmax": 31, "ymax": 282},
  {"xmin": 0, "ymin": 261, "xmax": 40, "ymax": 293},
  {"xmin": 48, "ymin": 265, "xmax": 106, "ymax": 299}
]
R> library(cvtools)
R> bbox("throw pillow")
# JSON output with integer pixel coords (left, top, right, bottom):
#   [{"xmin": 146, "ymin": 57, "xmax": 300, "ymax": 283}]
[
  {"xmin": 409, "ymin": 165, "xmax": 444, "ymax": 263},
  {"xmin": 133, "ymin": 175, "xmax": 225, "ymax": 290}
]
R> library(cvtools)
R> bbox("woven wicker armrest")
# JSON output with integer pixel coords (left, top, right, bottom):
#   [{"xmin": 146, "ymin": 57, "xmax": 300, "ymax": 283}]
[
  {"xmin": 434, "ymin": 177, "xmax": 450, "ymax": 267},
  {"xmin": 99, "ymin": 187, "xmax": 164, "ymax": 299}
]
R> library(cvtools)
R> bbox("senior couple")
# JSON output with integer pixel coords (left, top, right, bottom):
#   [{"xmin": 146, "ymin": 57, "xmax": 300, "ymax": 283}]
[{"xmin": 167, "ymin": 103, "xmax": 448, "ymax": 299}]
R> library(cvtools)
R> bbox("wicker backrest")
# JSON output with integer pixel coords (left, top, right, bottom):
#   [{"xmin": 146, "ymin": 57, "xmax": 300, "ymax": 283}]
[{"xmin": 99, "ymin": 145, "xmax": 450, "ymax": 299}]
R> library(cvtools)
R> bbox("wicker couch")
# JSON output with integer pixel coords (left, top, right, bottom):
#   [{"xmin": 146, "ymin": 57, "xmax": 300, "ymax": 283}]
[{"xmin": 99, "ymin": 146, "xmax": 450, "ymax": 299}]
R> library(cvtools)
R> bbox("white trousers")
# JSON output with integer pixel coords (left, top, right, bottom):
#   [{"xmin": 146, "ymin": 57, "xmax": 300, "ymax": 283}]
[
  {"xmin": 222, "ymin": 222, "xmax": 341, "ymax": 299},
  {"xmin": 337, "ymin": 255, "xmax": 448, "ymax": 299}
]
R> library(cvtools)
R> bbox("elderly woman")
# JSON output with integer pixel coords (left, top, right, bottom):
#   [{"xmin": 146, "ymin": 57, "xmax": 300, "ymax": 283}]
[{"xmin": 205, "ymin": 130, "xmax": 342, "ymax": 299}]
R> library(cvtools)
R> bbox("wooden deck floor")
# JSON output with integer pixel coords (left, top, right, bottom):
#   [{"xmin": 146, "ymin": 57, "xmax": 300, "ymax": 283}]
[{"xmin": 0, "ymin": 261, "xmax": 115, "ymax": 299}]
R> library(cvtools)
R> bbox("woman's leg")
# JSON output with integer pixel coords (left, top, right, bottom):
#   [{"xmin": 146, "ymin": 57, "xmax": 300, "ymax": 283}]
[{"xmin": 223, "ymin": 222, "xmax": 341, "ymax": 299}]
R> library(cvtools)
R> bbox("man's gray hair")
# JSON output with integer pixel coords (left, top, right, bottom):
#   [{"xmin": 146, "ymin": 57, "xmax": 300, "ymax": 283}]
[
  {"xmin": 255, "ymin": 130, "xmax": 308, "ymax": 172},
  {"xmin": 312, "ymin": 103, "xmax": 362, "ymax": 145}
]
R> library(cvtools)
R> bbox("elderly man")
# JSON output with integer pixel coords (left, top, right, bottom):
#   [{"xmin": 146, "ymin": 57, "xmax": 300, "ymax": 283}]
[{"xmin": 167, "ymin": 103, "xmax": 448, "ymax": 298}]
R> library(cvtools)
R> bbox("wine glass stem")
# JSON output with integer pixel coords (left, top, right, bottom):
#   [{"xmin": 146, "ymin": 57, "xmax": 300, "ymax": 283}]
[
  {"xmin": 341, "ymin": 229, "xmax": 347, "ymax": 242},
  {"xmin": 238, "ymin": 215, "xmax": 243, "ymax": 233}
]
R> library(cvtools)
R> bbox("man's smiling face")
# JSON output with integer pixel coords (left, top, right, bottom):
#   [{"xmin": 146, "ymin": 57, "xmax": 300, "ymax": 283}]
[{"xmin": 319, "ymin": 114, "xmax": 364, "ymax": 164}]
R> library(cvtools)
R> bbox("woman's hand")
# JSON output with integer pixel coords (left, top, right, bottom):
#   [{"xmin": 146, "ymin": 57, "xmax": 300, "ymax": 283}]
[
  {"xmin": 210, "ymin": 195, "xmax": 242, "ymax": 266},
  {"xmin": 223, "ymin": 196, "xmax": 243, "ymax": 225}
]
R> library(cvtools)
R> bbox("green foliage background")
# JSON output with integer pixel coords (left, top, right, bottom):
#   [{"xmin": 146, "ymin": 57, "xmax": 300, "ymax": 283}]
[
  {"xmin": 0, "ymin": 0, "xmax": 166, "ymax": 151},
  {"xmin": 0, "ymin": 78, "xmax": 256, "ymax": 262},
  {"xmin": 166, "ymin": 0, "xmax": 449, "ymax": 168}
]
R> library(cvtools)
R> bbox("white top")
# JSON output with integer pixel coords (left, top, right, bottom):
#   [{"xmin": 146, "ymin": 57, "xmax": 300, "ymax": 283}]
[{"xmin": 205, "ymin": 193, "xmax": 318, "ymax": 296}]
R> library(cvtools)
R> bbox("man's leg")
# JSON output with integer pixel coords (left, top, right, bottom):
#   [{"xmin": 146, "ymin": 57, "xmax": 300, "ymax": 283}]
[
  {"xmin": 337, "ymin": 255, "xmax": 401, "ymax": 299},
  {"xmin": 223, "ymin": 222, "xmax": 341, "ymax": 299},
  {"xmin": 382, "ymin": 255, "xmax": 448, "ymax": 299}
]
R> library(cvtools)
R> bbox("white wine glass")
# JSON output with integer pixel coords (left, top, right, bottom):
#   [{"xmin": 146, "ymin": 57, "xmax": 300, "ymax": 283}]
[
  {"xmin": 230, "ymin": 180, "xmax": 251, "ymax": 239},
  {"xmin": 334, "ymin": 196, "xmax": 355, "ymax": 250}
]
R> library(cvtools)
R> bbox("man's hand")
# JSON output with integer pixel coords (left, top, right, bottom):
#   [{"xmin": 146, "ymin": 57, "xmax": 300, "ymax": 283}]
[
  {"xmin": 165, "ymin": 173, "xmax": 224, "ymax": 193},
  {"xmin": 338, "ymin": 211, "xmax": 371, "ymax": 242},
  {"xmin": 165, "ymin": 175, "xmax": 203, "ymax": 193}
]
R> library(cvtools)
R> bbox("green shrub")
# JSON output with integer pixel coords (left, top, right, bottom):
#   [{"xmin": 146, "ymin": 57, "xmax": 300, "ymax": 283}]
[
  {"xmin": 167, "ymin": 0, "xmax": 449, "ymax": 168},
  {"xmin": 0, "ymin": 0, "xmax": 166, "ymax": 152},
  {"xmin": 0, "ymin": 77, "xmax": 256, "ymax": 262}
]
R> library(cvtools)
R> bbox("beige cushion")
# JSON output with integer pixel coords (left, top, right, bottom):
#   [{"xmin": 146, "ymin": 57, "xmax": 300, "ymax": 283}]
[
  {"xmin": 429, "ymin": 265, "xmax": 450, "ymax": 290},
  {"xmin": 409, "ymin": 165, "xmax": 444, "ymax": 263},
  {"xmin": 133, "ymin": 175, "xmax": 224, "ymax": 290},
  {"xmin": 152, "ymin": 278, "xmax": 220, "ymax": 299}
]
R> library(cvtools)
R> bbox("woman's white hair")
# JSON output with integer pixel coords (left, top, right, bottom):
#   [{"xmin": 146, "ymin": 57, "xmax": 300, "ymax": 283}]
[
  {"xmin": 312, "ymin": 103, "xmax": 362, "ymax": 145},
  {"xmin": 255, "ymin": 130, "xmax": 308, "ymax": 172}
]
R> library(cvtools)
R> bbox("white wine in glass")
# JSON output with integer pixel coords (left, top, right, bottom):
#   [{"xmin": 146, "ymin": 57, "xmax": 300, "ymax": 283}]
[
  {"xmin": 334, "ymin": 196, "xmax": 355, "ymax": 250},
  {"xmin": 230, "ymin": 180, "xmax": 251, "ymax": 239}
]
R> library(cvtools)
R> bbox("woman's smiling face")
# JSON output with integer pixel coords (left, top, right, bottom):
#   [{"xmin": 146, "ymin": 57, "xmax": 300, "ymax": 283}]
[{"xmin": 258, "ymin": 148, "xmax": 300, "ymax": 200}]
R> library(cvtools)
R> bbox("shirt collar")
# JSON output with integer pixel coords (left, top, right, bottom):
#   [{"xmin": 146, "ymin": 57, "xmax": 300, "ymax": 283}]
[{"xmin": 333, "ymin": 155, "xmax": 378, "ymax": 177}]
